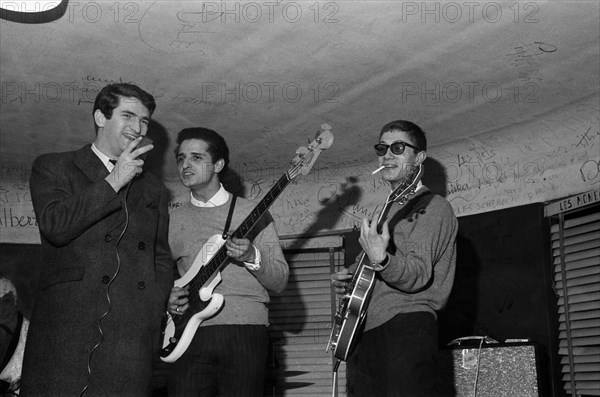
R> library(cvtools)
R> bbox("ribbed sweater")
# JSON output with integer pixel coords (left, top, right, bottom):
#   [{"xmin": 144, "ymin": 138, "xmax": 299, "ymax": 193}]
[
  {"xmin": 352, "ymin": 187, "xmax": 458, "ymax": 332},
  {"xmin": 169, "ymin": 196, "xmax": 288, "ymax": 326}
]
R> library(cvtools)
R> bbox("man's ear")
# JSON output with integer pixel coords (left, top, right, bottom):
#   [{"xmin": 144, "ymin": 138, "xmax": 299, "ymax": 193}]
[
  {"xmin": 416, "ymin": 150, "xmax": 427, "ymax": 165},
  {"xmin": 214, "ymin": 159, "xmax": 225, "ymax": 174},
  {"xmin": 94, "ymin": 109, "xmax": 106, "ymax": 128}
]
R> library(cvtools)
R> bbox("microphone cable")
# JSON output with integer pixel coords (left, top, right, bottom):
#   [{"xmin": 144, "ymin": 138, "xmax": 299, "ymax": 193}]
[{"xmin": 79, "ymin": 181, "xmax": 132, "ymax": 396}]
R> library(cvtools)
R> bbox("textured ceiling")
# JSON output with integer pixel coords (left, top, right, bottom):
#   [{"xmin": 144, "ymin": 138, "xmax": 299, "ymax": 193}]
[{"xmin": 1, "ymin": 1, "xmax": 599, "ymax": 182}]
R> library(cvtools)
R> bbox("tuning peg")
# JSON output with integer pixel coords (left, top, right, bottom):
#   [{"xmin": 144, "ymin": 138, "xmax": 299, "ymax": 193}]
[{"xmin": 294, "ymin": 151, "xmax": 306, "ymax": 159}]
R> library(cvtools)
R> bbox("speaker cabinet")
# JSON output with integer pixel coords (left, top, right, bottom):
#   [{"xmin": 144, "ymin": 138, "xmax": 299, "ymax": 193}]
[{"xmin": 441, "ymin": 343, "xmax": 542, "ymax": 397}]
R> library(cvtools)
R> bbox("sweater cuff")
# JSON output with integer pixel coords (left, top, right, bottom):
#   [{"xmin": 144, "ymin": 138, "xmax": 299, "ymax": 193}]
[
  {"xmin": 244, "ymin": 245, "xmax": 261, "ymax": 271},
  {"xmin": 371, "ymin": 254, "xmax": 389, "ymax": 272}
]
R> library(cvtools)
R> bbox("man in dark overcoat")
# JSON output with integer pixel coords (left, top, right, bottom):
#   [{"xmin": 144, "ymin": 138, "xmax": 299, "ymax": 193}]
[{"xmin": 21, "ymin": 83, "xmax": 174, "ymax": 396}]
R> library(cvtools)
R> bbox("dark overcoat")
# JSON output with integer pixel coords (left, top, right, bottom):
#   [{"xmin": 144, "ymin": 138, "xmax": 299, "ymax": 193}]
[{"xmin": 21, "ymin": 145, "xmax": 174, "ymax": 396}]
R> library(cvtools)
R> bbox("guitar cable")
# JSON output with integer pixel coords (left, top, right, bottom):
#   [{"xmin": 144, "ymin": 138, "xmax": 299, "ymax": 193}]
[
  {"xmin": 79, "ymin": 181, "xmax": 132, "ymax": 397},
  {"xmin": 472, "ymin": 336, "xmax": 485, "ymax": 397},
  {"xmin": 331, "ymin": 359, "xmax": 341, "ymax": 397}
]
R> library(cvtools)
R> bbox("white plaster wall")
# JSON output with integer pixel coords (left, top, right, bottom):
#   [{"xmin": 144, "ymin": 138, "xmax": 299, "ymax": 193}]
[{"xmin": 1, "ymin": 94, "xmax": 598, "ymax": 243}]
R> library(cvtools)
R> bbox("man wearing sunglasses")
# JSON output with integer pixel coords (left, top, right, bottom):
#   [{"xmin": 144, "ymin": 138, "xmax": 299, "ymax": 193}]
[{"xmin": 332, "ymin": 120, "xmax": 458, "ymax": 396}]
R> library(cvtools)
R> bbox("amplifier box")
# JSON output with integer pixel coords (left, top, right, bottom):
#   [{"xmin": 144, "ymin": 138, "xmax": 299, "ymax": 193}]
[{"xmin": 439, "ymin": 343, "xmax": 542, "ymax": 397}]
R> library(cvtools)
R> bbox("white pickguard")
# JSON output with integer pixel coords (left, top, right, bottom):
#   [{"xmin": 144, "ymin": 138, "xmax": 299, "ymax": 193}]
[
  {"xmin": 175, "ymin": 234, "xmax": 226, "ymax": 299},
  {"xmin": 160, "ymin": 234, "xmax": 227, "ymax": 363}
]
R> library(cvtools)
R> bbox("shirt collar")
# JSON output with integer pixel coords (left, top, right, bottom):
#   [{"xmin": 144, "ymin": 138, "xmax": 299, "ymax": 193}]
[
  {"xmin": 91, "ymin": 143, "xmax": 116, "ymax": 172},
  {"xmin": 190, "ymin": 184, "xmax": 229, "ymax": 207}
]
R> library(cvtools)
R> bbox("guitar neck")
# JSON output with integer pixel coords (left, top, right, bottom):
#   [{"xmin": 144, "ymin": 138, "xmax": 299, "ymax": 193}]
[
  {"xmin": 375, "ymin": 199, "xmax": 395, "ymax": 233},
  {"xmin": 191, "ymin": 172, "xmax": 292, "ymax": 290},
  {"xmin": 232, "ymin": 172, "xmax": 291, "ymax": 240}
]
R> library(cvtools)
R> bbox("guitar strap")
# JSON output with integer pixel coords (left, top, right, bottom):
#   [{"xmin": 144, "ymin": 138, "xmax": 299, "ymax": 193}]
[
  {"xmin": 222, "ymin": 194, "xmax": 237, "ymax": 239},
  {"xmin": 392, "ymin": 189, "xmax": 433, "ymax": 219},
  {"xmin": 386, "ymin": 190, "xmax": 434, "ymax": 254}
]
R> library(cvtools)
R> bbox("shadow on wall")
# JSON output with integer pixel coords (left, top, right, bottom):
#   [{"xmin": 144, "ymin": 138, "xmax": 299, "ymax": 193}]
[
  {"xmin": 284, "ymin": 176, "xmax": 361, "ymax": 251},
  {"xmin": 220, "ymin": 168, "xmax": 247, "ymax": 199},
  {"xmin": 422, "ymin": 157, "xmax": 448, "ymax": 198},
  {"xmin": 145, "ymin": 120, "xmax": 171, "ymax": 181}
]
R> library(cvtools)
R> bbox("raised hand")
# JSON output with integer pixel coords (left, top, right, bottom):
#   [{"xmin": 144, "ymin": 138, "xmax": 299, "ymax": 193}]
[{"xmin": 106, "ymin": 136, "xmax": 153, "ymax": 192}]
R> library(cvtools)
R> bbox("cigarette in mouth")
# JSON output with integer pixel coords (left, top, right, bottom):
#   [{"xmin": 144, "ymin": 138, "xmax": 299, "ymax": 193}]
[{"xmin": 371, "ymin": 166, "xmax": 386, "ymax": 175}]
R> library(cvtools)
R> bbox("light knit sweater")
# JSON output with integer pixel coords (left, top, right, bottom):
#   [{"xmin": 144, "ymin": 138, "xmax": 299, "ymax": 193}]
[
  {"xmin": 353, "ymin": 187, "xmax": 458, "ymax": 332},
  {"xmin": 169, "ymin": 195, "xmax": 289, "ymax": 326}
]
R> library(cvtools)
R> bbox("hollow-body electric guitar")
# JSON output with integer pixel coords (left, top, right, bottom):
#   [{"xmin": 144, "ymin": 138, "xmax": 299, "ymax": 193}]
[
  {"xmin": 326, "ymin": 164, "xmax": 423, "ymax": 362},
  {"xmin": 160, "ymin": 125, "xmax": 334, "ymax": 363}
]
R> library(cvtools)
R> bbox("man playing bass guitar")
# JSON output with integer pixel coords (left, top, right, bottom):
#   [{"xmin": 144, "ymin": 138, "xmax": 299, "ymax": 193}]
[
  {"xmin": 331, "ymin": 120, "xmax": 458, "ymax": 397},
  {"xmin": 166, "ymin": 127, "xmax": 289, "ymax": 396}
]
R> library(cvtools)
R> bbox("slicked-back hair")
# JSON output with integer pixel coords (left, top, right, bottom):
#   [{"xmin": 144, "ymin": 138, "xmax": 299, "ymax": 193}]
[
  {"xmin": 379, "ymin": 120, "xmax": 427, "ymax": 152},
  {"xmin": 93, "ymin": 83, "xmax": 156, "ymax": 128},
  {"xmin": 175, "ymin": 127, "xmax": 230, "ymax": 173}
]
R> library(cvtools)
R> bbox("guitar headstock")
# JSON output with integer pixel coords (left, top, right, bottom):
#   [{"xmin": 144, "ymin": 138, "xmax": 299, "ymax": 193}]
[
  {"xmin": 288, "ymin": 124, "xmax": 334, "ymax": 180},
  {"xmin": 389, "ymin": 163, "xmax": 424, "ymax": 204}
]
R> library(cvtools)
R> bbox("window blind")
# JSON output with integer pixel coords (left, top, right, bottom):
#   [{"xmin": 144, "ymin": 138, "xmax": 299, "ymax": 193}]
[
  {"xmin": 549, "ymin": 201, "xmax": 600, "ymax": 396},
  {"xmin": 267, "ymin": 235, "xmax": 345, "ymax": 396}
]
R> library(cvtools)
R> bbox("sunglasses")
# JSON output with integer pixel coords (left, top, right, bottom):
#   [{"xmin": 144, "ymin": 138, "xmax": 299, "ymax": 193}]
[{"xmin": 374, "ymin": 141, "xmax": 421, "ymax": 156}]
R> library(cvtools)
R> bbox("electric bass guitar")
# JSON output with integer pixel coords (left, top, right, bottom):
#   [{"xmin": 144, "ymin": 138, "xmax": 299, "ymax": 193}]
[
  {"xmin": 160, "ymin": 125, "xmax": 334, "ymax": 363},
  {"xmin": 326, "ymin": 164, "xmax": 423, "ymax": 362}
]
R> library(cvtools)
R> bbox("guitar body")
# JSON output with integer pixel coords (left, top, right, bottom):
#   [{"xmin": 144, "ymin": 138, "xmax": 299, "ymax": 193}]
[
  {"xmin": 331, "ymin": 260, "xmax": 376, "ymax": 361},
  {"xmin": 160, "ymin": 234, "xmax": 226, "ymax": 363}
]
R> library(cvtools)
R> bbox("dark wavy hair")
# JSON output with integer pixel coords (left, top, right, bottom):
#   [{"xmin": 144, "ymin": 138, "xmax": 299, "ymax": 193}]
[
  {"xmin": 379, "ymin": 120, "xmax": 427, "ymax": 152},
  {"xmin": 175, "ymin": 127, "xmax": 230, "ymax": 173},
  {"xmin": 93, "ymin": 83, "xmax": 156, "ymax": 131}
]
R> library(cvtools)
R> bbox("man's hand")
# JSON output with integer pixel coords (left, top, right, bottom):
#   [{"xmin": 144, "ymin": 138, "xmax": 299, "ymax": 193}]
[
  {"xmin": 225, "ymin": 237, "xmax": 255, "ymax": 263},
  {"xmin": 168, "ymin": 286, "xmax": 189, "ymax": 316},
  {"xmin": 359, "ymin": 208, "xmax": 390, "ymax": 265},
  {"xmin": 105, "ymin": 136, "xmax": 154, "ymax": 192},
  {"xmin": 331, "ymin": 268, "xmax": 353, "ymax": 296}
]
